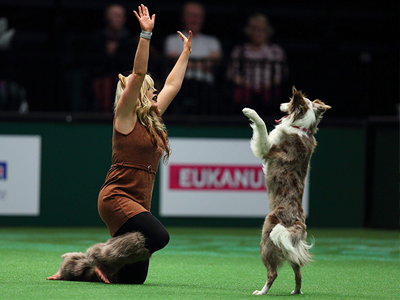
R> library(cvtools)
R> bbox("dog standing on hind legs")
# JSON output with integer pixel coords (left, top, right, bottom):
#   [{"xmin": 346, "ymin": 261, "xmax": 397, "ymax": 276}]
[{"xmin": 243, "ymin": 86, "xmax": 330, "ymax": 295}]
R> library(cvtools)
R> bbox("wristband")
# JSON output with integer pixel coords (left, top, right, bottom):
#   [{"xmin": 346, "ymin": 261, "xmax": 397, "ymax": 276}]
[{"xmin": 140, "ymin": 31, "xmax": 152, "ymax": 40}]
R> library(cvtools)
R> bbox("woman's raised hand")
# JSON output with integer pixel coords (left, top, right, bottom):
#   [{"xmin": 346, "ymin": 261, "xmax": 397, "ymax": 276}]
[
  {"xmin": 133, "ymin": 4, "xmax": 155, "ymax": 32},
  {"xmin": 177, "ymin": 30, "xmax": 192, "ymax": 54}
]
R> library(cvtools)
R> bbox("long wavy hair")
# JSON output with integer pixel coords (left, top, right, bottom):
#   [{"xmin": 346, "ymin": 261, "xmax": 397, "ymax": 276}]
[{"xmin": 115, "ymin": 73, "xmax": 171, "ymax": 164}]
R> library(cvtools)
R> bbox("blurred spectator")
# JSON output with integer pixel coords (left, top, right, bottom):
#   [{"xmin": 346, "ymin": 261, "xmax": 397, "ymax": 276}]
[
  {"xmin": 86, "ymin": 4, "xmax": 138, "ymax": 112},
  {"xmin": 0, "ymin": 17, "xmax": 28, "ymax": 113},
  {"xmin": 0, "ymin": 17, "xmax": 15, "ymax": 50},
  {"xmin": 227, "ymin": 13, "xmax": 287, "ymax": 115},
  {"xmin": 164, "ymin": 1, "xmax": 222, "ymax": 114},
  {"xmin": 0, "ymin": 80, "xmax": 28, "ymax": 113}
]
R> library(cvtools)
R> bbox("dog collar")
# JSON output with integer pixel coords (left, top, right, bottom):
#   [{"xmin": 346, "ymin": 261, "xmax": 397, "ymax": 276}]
[{"xmin": 292, "ymin": 125, "xmax": 310, "ymax": 134}]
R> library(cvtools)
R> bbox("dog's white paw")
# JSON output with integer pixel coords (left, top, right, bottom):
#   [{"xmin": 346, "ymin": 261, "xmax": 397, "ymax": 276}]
[
  {"xmin": 252, "ymin": 290, "xmax": 266, "ymax": 296},
  {"xmin": 243, "ymin": 108, "xmax": 257, "ymax": 120},
  {"xmin": 291, "ymin": 289, "xmax": 303, "ymax": 295},
  {"xmin": 242, "ymin": 107, "xmax": 254, "ymax": 116}
]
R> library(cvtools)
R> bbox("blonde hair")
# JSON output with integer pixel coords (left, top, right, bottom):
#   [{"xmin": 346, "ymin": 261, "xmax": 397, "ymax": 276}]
[{"xmin": 115, "ymin": 74, "xmax": 171, "ymax": 164}]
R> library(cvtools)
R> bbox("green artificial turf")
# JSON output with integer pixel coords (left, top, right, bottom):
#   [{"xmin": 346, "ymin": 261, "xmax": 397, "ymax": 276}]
[{"xmin": 0, "ymin": 227, "xmax": 398, "ymax": 300}]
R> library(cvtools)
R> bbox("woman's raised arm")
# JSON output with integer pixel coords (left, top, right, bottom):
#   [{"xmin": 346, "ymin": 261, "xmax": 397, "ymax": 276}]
[
  {"xmin": 157, "ymin": 31, "xmax": 192, "ymax": 116},
  {"xmin": 115, "ymin": 5, "xmax": 155, "ymax": 133}
]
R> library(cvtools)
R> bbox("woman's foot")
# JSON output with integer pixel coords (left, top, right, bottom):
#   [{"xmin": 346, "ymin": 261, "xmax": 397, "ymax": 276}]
[
  {"xmin": 94, "ymin": 266, "xmax": 110, "ymax": 284},
  {"xmin": 46, "ymin": 271, "xmax": 61, "ymax": 280}
]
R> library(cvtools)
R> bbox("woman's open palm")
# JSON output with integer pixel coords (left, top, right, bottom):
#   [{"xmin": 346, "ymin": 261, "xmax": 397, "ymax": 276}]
[{"xmin": 133, "ymin": 4, "xmax": 155, "ymax": 32}]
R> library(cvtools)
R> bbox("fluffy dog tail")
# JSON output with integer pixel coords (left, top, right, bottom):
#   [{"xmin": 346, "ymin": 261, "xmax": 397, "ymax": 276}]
[{"xmin": 270, "ymin": 223, "xmax": 313, "ymax": 266}]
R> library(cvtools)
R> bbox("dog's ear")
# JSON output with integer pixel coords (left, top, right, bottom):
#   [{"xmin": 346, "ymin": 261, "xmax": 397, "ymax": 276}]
[
  {"xmin": 291, "ymin": 86, "xmax": 306, "ymax": 102},
  {"xmin": 313, "ymin": 99, "xmax": 331, "ymax": 112},
  {"xmin": 290, "ymin": 87, "xmax": 308, "ymax": 117}
]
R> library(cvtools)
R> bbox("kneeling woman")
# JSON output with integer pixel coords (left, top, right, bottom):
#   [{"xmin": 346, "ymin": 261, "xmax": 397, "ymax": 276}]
[{"xmin": 47, "ymin": 4, "xmax": 192, "ymax": 284}]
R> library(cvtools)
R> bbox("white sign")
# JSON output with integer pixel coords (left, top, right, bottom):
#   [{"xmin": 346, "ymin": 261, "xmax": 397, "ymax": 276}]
[
  {"xmin": 0, "ymin": 135, "xmax": 42, "ymax": 216},
  {"xmin": 160, "ymin": 138, "xmax": 309, "ymax": 217}
]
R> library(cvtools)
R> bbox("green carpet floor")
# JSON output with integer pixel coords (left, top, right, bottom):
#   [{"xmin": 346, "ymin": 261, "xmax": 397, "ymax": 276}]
[{"xmin": 0, "ymin": 227, "xmax": 398, "ymax": 299}]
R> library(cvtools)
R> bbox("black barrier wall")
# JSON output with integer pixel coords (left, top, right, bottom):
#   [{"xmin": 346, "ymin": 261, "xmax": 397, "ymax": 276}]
[{"xmin": 0, "ymin": 119, "xmax": 397, "ymax": 228}]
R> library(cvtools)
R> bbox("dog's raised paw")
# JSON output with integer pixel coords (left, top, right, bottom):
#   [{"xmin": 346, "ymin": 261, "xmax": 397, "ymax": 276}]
[{"xmin": 242, "ymin": 108, "xmax": 255, "ymax": 118}]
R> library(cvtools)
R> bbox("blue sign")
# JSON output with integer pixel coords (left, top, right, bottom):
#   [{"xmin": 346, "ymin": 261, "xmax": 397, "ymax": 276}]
[{"xmin": 0, "ymin": 162, "xmax": 7, "ymax": 180}]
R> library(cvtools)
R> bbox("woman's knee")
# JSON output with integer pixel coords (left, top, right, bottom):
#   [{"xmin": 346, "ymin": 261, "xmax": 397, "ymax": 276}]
[
  {"xmin": 117, "ymin": 260, "xmax": 149, "ymax": 284},
  {"xmin": 116, "ymin": 213, "xmax": 170, "ymax": 253},
  {"xmin": 147, "ymin": 227, "xmax": 169, "ymax": 253},
  {"xmin": 119, "ymin": 273, "xmax": 147, "ymax": 284},
  {"xmin": 158, "ymin": 228, "xmax": 170, "ymax": 250}
]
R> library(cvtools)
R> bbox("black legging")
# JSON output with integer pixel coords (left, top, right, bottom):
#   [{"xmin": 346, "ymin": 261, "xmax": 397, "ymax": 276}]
[{"xmin": 113, "ymin": 212, "xmax": 169, "ymax": 284}]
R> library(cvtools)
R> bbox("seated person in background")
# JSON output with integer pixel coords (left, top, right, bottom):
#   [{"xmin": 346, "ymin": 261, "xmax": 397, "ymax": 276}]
[
  {"xmin": 87, "ymin": 4, "xmax": 138, "ymax": 112},
  {"xmin": 0, "ymin": 18, "xmax": 28, "ymax": 114},
  {"xmin": 164, "ymin": 1, "xmax": 222, "ymax": 114},
  {"xmin": 227, "ymin": 13, "xmax": 287, "ymax": 115},
  {"xmin": 0, "ymin": 80, "xmax": 28, "ymax": 113}
]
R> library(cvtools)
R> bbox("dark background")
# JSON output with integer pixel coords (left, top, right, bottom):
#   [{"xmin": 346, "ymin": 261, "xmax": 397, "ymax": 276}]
[{"xmin": 0, "ymin": 0, "xmax": 398, "ymax": 117}]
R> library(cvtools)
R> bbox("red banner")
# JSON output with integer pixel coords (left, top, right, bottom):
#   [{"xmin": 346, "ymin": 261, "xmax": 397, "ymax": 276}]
[{"xmin": 169, "ymin": 164, "xmax": 266, "ymax": 191}]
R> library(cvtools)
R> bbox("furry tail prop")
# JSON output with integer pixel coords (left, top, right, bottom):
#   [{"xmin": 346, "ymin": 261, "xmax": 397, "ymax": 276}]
[
  {"xmin": 53, "ymin": 232, "xmax": 151, "ymax": 283},
  {"xmin": 58, "ymin": 252, "xmax": 99, "ymax": 282},
  {"xmin": 86, "ymin": 232, "xmax": 151, "ymax": 282},
  {"xmin": 270, "ymin": 224, "xmax": 313, "ymax": 266}
]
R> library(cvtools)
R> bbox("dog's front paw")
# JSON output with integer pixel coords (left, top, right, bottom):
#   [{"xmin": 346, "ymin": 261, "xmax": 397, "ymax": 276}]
[
  {"xmin": 291, "ymin": 289, "xmax": 303, "ymax": 295},
  {"xmin": 252, "ymin": 290, "xmax": 266, "ymax": 296},
  {"xmin": 242, "ymin": 107, "xmax": 257, "ymax": 119}
]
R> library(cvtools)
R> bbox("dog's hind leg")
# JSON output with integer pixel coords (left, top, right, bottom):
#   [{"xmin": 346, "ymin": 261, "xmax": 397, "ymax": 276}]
[
  {"xmin": 290, "ymin": 263, "xmax": 303, "ymax": 294},
  {"xmin": 253, "ymin": 261, "xmax": 278, "ymax": 295},
  {"xmin": 242, "ymin": 108, "xmax": 271, "ymax": 158}
]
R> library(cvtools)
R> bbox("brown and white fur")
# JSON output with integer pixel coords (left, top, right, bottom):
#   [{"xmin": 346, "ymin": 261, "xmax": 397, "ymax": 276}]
[
  {"xmin": 242, "ymin": 87, "xmax": 330, "ymax": 295},
  {"xmin": 49, "ymin": 232, "xmax": 151, "ymax": 283}
]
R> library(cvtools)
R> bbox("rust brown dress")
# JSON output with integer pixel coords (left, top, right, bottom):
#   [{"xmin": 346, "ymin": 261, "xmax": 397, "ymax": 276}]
[{"xmin": 98, "ymin": 121, "xmax": 164, "ymax": 237}]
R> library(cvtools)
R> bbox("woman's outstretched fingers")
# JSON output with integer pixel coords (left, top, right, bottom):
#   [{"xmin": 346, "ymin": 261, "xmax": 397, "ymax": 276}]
[
  {"xmin": 133, "ymin": 4, "xmax": 155, "ymax": 31},
  {"xmin": 134, "ymin": 5, "xmax": 145, "ymax": 19},
  {"xmin": 176, "ymin": 30, "xmax": 192, "ymax": 53},
  {"xmin": 177, "ymin": 31, "xmax": 185, "ymax": 41}
]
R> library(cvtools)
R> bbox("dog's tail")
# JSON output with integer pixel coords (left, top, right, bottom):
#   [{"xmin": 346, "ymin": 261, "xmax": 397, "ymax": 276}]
[{"xmin": 270, "ymin": 223, "xmax": 314, "ymax": 266}]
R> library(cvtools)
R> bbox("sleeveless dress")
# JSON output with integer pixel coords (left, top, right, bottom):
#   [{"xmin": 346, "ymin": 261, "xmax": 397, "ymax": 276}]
[{"xmin": 98, "ymin": 121, "xmax": 164, "ymax": 236}]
